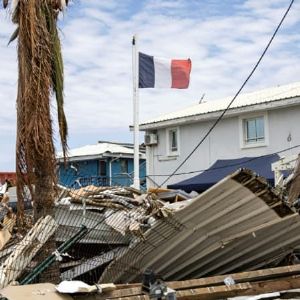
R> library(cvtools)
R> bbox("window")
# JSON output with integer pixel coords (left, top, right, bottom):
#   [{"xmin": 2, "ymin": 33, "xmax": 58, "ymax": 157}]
[
  {"xmin": 244, "ymin": 116, "xmax": 264, "ymax": 143},
  {"xmin": 167, "ymin": 127, "xmax": 179, "ymax": 155},
  {"xmin": 240, "ymin": 114, "xmax": 268, "ymax": 148},
  {"xmin": 99, "ymin": 160, "xmax": 107, "ymax": 176},
  {"xmin": 120, "ymin": 159, "xmax": 128, "ymax": 173}
]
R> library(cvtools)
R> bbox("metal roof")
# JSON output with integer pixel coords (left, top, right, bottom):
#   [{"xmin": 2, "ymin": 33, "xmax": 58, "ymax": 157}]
[
  {"xmin": 57, "ymin": 142, "xmax": 145, "ymax": 161},
  {"xmin": 140, "ymin": 81, "xmax": 300, "ymax": 129},
  {"xmin": 99, "ymin": 169, "xmax": 297, "ymax": 283}
]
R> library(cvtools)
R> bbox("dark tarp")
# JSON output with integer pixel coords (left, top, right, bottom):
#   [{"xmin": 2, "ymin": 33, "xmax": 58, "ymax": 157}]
[{"xmin": 168, "ymin": 154, "xmax": 280, "ymax": 193}]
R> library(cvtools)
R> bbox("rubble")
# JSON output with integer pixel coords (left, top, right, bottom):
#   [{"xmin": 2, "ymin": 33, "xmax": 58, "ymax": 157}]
[
  {"xmin": 96, "ymin": 264, "xmax": 300, "ymax": 300},
  {"xmin": 0, "ymin": 215, "xmax": 58, "ymax": 288},
  {"xmin": 2, "ymin": 265, "xmax": 300, "ymax": 299},
  {"xmin": 1, "ymin": 168, "xmax": 300, "ymax": 294},
  {"xmin": 99, "ymin": 169, "xmax": 299, "ymax": 283}
]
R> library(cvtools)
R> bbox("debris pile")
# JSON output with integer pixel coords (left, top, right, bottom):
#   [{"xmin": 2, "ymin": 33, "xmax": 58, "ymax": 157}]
[
  {"xmin": 99, "ymin": 169, "xmax": 300, "ymax": 284},
  {"xmin": 56, "ymin": 185, "xmax": 175, "ymax": 240},
  {"xmin": 2, "ymin": 264, "xmax": 300, "ymax": 299},
  {"xmin": 0, "ymin": 181, "xmax": 16, "ymax": 253},
  {"xmin": 0, "ymin": 184, "xmax": 187, "ymax": 287},
  {"xmin": 95, "ymin": 264, "xmax": 300, "ymax": 300},
  {"xmin": 1, "ymin": 168, "xmax": 300, "ymax": 297}
]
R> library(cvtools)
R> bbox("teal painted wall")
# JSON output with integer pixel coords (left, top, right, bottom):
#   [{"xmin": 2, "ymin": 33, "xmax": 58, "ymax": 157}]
[{"xmin": 58, "ymin": 157, "xmax": 146, "ymax": 189}]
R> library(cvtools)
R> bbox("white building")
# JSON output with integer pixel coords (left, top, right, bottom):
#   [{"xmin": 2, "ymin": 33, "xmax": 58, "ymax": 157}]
[{"xmin": 140, "ymin": 82, "xmax": 300, "ymax": 187}]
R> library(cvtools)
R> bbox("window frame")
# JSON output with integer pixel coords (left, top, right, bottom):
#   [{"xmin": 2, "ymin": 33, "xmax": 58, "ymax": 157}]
[
  {"xmin": 99, "ymin": 160, "xmax": 107, "ymax": 176},
  {"xmin": 120, "ymin": 159, "xmax": 129, "ymax": 174},
  {"xmin": 239, "ymin": 113, "xmax": 269, "ymax": 149},
  {"xmin": 166, "ymin": 127, "xmax": 180, "ymax": 156}
]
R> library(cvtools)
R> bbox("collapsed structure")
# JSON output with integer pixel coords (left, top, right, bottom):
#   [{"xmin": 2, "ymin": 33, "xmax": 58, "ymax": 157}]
[{"xmin": 0, "ymin": 165, "xmax": 300, "ymax": 299}]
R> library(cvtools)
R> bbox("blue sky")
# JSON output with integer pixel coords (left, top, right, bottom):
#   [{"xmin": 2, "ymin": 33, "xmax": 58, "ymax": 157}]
[{"xmin": 0, "ymin": 0, "xmax": 300, "ymax": 170}]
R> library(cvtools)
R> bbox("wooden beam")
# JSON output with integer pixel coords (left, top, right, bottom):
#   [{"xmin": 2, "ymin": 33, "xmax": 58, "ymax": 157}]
[
  {"xmin": 97, "ymin": 276, "xmax": 300, "ymax": 300},
  {"xmin": 167, "ymin": 264, "xmax": 300, "ymax": 290},
  {"xmin": 101, "ymin": 264, "xmax": 300, "ymax": 299},
  {"xmin": 174, "ymin": 275, "xmax": 300, "ymax": 300}
]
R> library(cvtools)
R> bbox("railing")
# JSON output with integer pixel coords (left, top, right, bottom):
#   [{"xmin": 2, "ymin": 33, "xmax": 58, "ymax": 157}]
[
  {"xmin": 78, "ymin": 176, "xmax": 108, "ymax": 187},
  {"xmin": 68, "ymin": 175, "xmax": 146, "ymax": 190}
]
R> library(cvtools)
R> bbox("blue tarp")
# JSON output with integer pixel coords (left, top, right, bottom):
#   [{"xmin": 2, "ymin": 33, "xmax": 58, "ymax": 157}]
[{"xmin": 168, "ymin": 154, "xmax": 280, "ymax": 193}]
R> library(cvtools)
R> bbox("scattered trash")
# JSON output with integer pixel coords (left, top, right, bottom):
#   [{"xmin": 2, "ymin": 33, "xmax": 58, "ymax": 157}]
[{"xmin": 224, "ymin": 276, "xmax": 235, "ymax": 286}]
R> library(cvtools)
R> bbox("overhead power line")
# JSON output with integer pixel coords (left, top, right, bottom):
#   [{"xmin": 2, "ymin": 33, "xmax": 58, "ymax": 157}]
[
  {"xmin": 158, "ymin": 0, "xmax": 295, "ymax": 187},
  {"xmin": 146, "ymin": 143, "xmax": 300, "ymax": 179}
]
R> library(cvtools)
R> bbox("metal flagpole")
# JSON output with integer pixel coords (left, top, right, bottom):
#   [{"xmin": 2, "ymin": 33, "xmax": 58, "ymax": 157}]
[{"xmin": 132, "ymin": 35, "xmax": 140, "ymax": 189}]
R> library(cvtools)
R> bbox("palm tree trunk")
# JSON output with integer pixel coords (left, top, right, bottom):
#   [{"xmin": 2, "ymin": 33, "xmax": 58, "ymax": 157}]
[{"xmin": 15, "ymin": 0, "xmax": 61, "ymax": 283}]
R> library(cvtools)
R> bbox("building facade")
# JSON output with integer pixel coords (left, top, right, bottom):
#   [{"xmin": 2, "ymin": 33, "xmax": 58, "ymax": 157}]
[
  {"xmin": 57, "ymin": 141, "xmax": 146, "ymax": 189},
  {"xmin": 140, "ymin": 82, "xmax": 300, "ymax": 187}
]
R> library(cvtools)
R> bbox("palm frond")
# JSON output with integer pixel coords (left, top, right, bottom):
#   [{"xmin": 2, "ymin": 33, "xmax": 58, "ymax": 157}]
[
  {"xmin": 2, "ymin": 0, "xmax": 8, "ymax": 9},
  {"xmin": 11, "ymin": 0, "xmax": 19, "ymax": 14},
  {"xmin": 52, "ymin": 0, "xmax": 68, "ymax": 11},
  {"xmin": 11, "ymin": 0, "xmax": 20, "ymax": 23},
  {"xmin": 60, "ymin": 0, "xmax": 67, "ymax": 11},
  {"xmin": 7, "ymin": 26, "xmax": 18, "ymax": 45},
  {"xmin": 47, "ymin": 2, "xmax": 68, "ymax": 161}
]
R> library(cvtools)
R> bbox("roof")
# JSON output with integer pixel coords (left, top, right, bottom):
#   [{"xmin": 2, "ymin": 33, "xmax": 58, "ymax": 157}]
[
  {"xmin": 57, "ymin": 142, "xmax": 145, "ymax": 161},
  {"xmin": 100, "ymin": 169, "xmax": 297, "ymax": 283},
  {"xmin": 168, "ymin": 154, "xmax": 280, "ymax": 192},
  {"xmin": 140, "ymin": 81, "xmax": 300, "ymax": 129}
]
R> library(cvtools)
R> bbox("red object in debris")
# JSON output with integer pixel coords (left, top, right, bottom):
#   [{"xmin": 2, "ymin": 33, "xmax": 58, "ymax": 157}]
[{"xmin": 0, "ymin": 172, "xmax": 16, "ymax": 185}]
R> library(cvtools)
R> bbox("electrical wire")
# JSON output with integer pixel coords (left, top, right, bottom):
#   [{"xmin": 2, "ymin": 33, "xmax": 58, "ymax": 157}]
[
  {"xmin": 158, "ymin": 0, "xmax": 295, "ymax": 187},
  {"xmin": 146, "ymin": 143, "xmax": 300, "ymax": 178}
]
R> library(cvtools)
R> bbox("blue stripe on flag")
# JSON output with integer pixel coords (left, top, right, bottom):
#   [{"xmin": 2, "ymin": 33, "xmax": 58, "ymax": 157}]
[{"xmin": 139, "ymin": 52, "xmax": 154, "ymax": 88}]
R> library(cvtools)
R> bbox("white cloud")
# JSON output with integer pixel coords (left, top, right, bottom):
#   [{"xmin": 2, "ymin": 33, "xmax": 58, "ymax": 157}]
[{"xmin": 0, "ymin": 0, "xmax": 299, "ymax": 170}]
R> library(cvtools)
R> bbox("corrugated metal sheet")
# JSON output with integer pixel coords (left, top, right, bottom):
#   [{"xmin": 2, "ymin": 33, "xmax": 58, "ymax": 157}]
[
  {"xmin": 55, "ymin": 207, "xmax": 131, "ymax": 245},
  {"xmin": 140, "ymin": 81, "xmax": 300, "ymax": 127},
  {"xmin": 99, "ymin": 169, "xmax": 297, "ymax": 283}
]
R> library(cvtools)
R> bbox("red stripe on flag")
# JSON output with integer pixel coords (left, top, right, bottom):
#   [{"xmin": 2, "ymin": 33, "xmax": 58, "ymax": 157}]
[{"xmin": 171, "ymin": 59, "xmax": 191, "ymax": 89}]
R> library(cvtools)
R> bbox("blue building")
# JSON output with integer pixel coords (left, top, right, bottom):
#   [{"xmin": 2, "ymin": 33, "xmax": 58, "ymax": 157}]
[{"xmin": 57, "ymin": 141, "xmax": 146, "ymax": 189}]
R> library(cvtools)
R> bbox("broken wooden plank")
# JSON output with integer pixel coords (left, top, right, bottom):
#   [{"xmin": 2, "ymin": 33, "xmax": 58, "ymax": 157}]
[
  {"xmin": 0, "ymin": 215, "xmax": 58, "ymax": 288},
  {"xmin": 98, "ymin": 276, "xmax": 300, "ymax": 300},
  {"xmin": 174, "ymin": 275, "xmax": 300, "ymax": 300},
  {"xmin": 0, "ymin": 229, "xmax": 11, "ymax": 251},
  {"xmin": 167, "ymin": 264, "xmax": 300, "ymax": 290},
  {"xmin": 102, "ymin": 264, "xmax": 300, "ymax": 299}
]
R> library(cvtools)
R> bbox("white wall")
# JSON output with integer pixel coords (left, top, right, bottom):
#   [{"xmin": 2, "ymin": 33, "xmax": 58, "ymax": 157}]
[{"xmin": 146, "ymin": 104, "xmax": 300, "ymax": 187}]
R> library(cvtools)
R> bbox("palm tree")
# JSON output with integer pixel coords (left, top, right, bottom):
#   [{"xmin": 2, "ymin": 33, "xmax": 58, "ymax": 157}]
[
  {"xmin": 3, "ymin": 0, "xmax": 68, "ymax": 221},
  {"xmin": 3, "ymin": 0, "xmax": 69, "ymax": 282}
]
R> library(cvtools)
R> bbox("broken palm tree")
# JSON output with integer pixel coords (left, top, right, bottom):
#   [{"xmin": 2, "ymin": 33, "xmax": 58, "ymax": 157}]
[{"xmin": 2, "ymin": 0, "xmax": 69, "ymax": 283}]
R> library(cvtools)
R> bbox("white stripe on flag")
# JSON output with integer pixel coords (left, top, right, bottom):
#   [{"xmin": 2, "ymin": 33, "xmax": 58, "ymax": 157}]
[{"xmin": 153, "ymin": 57, "xmax": 172, "ymax": 88}]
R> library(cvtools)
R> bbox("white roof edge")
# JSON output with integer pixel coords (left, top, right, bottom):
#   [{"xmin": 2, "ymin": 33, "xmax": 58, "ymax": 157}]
[
  {"xmin": 140, "ymin": 81, "xmax": 300, "ymax": 129},
  {"xmin": 57, "ymin": 153, "xmax": 146, "ymax": 162},
  {"xmin": 57, "ymin": 142, "xmax": 146, "ymax": 160},
  {"xmin": 140, "ymin": 96, "xmax": 300, "ymax": 130}
]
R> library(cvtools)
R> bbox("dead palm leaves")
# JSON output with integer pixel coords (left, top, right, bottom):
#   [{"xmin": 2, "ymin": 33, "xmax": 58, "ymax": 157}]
[{"xmin": 2, "ymin": 0, "xmax": 69, "ymax": 222}]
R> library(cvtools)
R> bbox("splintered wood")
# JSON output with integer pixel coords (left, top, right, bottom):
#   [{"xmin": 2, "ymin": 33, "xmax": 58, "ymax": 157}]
[{"xmin": 0, "ymin": 215, "xmax": 58, "ymax": 288}]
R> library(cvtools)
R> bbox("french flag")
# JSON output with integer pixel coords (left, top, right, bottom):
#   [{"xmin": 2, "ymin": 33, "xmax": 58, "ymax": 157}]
[{"xmin": 139, "ymin": 52, "xmax": 192, "ymax": 89}]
